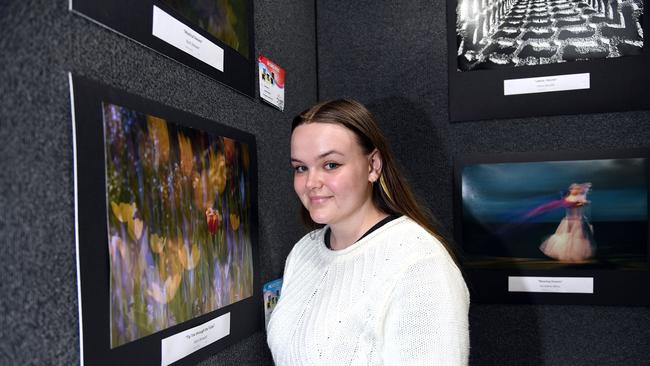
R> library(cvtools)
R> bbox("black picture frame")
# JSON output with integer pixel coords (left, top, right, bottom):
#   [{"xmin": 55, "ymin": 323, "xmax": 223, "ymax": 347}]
[
  {"xmin": 69, "ymin": 74, "xmax": 261, "ymax": 365},
  {"xmin": 70, "ymin": 0, "xmax": 255, "ymax": 97},
  {"xmin": 447, "ymin": 0, "xmax": 650, "ymax": 122},
  {"xmin": 453, "ymin": 148, "xmax": 650, "ymax": 305}
]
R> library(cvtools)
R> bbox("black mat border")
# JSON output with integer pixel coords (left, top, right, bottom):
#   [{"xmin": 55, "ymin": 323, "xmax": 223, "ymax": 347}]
[
  {"xmin": 447, "ymin": 1, "xmax": 650, "ymax": 122},
  {"xmin": 453, "ymin": 148, "xmax": 650, "ymax": 305},
  {"xmin": 70, "ymin": 0, "xmax": 255, "ymax": 97},
  {"xmin": 70, "ymin": 74, "xmax": 262, "ymax": 365}
]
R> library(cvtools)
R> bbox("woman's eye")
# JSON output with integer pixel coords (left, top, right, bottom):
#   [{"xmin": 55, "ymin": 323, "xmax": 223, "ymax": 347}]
[
  {"xmin": 324, "ymin": 162, "xmax": 340, "ymax": 170},
  {"xmin": 293, "ymin": 165, "xmax": 307, "ymax": 173}
]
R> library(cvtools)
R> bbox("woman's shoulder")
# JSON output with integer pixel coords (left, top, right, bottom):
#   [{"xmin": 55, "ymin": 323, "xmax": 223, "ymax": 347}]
[
  {"xmin": 368, "ymin": 217, "xmax": 462, "ymax": 279},
  {"xmin": 374, "ymin": 217, "xmax": 467, "ymax": 300},
  {"xmin": 380, "ymin": 217, "xmax": 449, "ymax": 257}
]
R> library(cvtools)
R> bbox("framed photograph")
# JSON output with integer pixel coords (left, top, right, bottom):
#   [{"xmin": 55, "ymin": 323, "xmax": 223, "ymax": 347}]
[
  {"xmin": 447, "ymin": 0, "xmax": 650, "ymax": 121},
  {"xmin": 453, "ymin": 149, "xmax": 650, "ymax": 304},
  {"xmin": 69, "ymin": 74, "xmax": 260, "ymax": 365},
  {"xmin": 70, "ymin": 0, "xmax": 255, "ymax": 97}
]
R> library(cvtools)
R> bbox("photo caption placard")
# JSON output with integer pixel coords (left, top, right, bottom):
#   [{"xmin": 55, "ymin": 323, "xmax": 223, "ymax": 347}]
[
  {"xmin": 161, "ymin": 313, "xmax": 231, "ymax": 366},
  {"xmin": 508, "ymin": 276, "xmax": 594, "ymax": 294},
  {"xmin": 152, "ymin": 6, "xmax": 224, "ymax": 72},
  {"xmin": 504, "ymin": 73, "xmax": 590, "ymax": 96}
]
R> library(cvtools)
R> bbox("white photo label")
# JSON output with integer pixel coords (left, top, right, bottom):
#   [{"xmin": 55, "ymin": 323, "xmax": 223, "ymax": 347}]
[
  {"xmin": 152, "ymin": 6, "xmax": 224, "ymax": 72},
  {"xmin": 508, "ymin": 276, "xmax": 594, "ymax": 294},
  {"xmin": 160, "ymin": 312, "xmax": 230, "ymax": 366},
  {"xmin": 504, "ymin": 73, "xmax": 590, "ymax": 96}
]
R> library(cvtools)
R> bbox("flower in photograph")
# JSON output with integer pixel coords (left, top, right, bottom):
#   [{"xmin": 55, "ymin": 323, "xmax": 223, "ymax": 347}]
[
  {"xmin": 192, "ymin": 148, "xmax": 226, "ymax": 209},
  {"xmin": 156, "ymin": 238, "xmax": 184, "ymax": 282},
  {"xmin": 223, "ymin": 137, "xmax": 235, "ymax": 164},
  {"xmin": 178, "ymin": 132, "xmax": 194, "ymax": 176},
  {"xmin": 110, "ymin": 201, "xmax": 143, "ymax": 241},
  {"xmin": 147, "ymin": 115, "xmax": 170, "ymax": 168},
  {"xmin": 149, "ymin": 233, "xmax": 166, "ymax": 254},
  {"xmin": 230, "ymin": 213, "xmax": 240, "ymax": 231},
  {"xmin": 111, "ymin": 201, "xmax": 135, "ymax": 223},
  {"xmin": 193, "ymin": 170, "xmax": 212, "ymax": 210},
  {"xmin": 209, "ymin": 149, "xmax": 227, "ymax": 194},
  {"xmin": 109, "ymin": 235, "xmax": 130, "ymax": 275},
  {"xmin": 178, "ymin": 240, "xmax": 201, "ymax": 271},
  {"xmin": 206, "ymin": 207, "xmax": 221, "ymax": 235},
  {"xmin": 147, "ymin": 272, "xmax": 182, "ymax": 304},
  {"xmin": 129, "ymin": 218, "xmax": 144, "ymax": 241}
]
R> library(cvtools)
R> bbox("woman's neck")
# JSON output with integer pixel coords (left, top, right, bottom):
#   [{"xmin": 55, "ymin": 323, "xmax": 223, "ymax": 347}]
[{"xmin": 328, "ymin": 203, "xmax": 388, "ymax": 251}]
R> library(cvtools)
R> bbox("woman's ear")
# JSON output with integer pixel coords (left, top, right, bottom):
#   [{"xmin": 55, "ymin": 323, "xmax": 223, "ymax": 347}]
[{"xmin": 368, "ymin": 149, "xmax": 382, "ymax": 183}]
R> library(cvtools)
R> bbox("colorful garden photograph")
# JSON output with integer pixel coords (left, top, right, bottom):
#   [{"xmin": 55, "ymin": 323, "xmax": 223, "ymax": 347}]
[
  {"xmin": 161, "ymin": 0, "xmax": 250, "ymax": 59},
  {"xmin": 102, "ymin": 102, "xmax": 254, "ymax": 348}
]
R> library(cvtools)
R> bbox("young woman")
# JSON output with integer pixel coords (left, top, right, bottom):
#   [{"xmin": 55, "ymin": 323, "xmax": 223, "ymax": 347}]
[{"xmin": 267, "ymin": 99, "xmax": 469, "ymax": 365}]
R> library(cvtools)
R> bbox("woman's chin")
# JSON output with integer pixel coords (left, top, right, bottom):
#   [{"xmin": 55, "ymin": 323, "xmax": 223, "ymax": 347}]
[{"xmin": 309, "ymin": 211, "xmax": 330, "ymax": 225}]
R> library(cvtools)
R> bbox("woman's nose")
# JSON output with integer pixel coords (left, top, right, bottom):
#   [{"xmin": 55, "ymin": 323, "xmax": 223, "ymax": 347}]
[{"xmin": 305, "ymin": 170, "xmax": 321, "ymax": 189}]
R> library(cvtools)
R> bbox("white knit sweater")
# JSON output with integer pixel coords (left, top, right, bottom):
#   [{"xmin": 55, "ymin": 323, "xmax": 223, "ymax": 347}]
[{"xmin": 267, "ymin": 216, "xmax": 469, "ymax": 365}]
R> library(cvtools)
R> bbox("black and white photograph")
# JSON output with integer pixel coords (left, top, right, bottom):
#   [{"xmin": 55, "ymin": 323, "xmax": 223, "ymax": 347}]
[
  {"xmin": 447, "ymin": 0, "xmax": 650, "ymax": 121},
  {"xmin": 456, "ymin": 0, "xmax": 644, "ymax": 71}
]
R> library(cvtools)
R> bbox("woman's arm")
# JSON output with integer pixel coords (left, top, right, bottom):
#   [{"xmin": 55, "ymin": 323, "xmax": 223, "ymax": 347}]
[{"xmin": 381, "ymin": 255, "xmax": 470, "ymax": 365}]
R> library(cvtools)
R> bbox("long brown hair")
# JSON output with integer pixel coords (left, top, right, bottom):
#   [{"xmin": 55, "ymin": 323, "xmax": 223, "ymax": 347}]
[{"xmin": 291, "ymin": 98, "xmax": 459, "ymax": 265}]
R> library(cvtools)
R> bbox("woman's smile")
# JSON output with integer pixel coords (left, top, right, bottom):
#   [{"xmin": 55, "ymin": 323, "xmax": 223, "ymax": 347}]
[{"xmin": 308, "ymin": 195, "xmax": 332, "ymax": 204}]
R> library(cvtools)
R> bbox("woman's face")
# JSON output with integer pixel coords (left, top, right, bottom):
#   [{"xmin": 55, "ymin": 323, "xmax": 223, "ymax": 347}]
[{"xmin": 291, "ymin": 122, "xmax": 376, "ymax": 226}]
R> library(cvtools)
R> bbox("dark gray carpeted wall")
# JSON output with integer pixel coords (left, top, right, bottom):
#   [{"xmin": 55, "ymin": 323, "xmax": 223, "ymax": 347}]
[
  {"xmin": 1, "ymin": 0, "xmax": 315, "ymax": 364},
  {"xmin": 316, "ymin": 1, "xmax": 650, "ymax": 365},
  {"xmin": 3, "ymin": 0, "xmax": 649, "ymax": 364}
]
